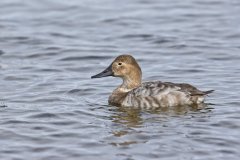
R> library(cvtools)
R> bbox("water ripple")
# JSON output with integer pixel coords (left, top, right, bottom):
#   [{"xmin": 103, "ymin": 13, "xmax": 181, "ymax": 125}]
[{"xmin": 0, "ymin": 0, "xmax": 240, "ymax": 160}]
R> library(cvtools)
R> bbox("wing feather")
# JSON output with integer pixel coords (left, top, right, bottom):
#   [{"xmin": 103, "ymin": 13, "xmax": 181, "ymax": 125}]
[
  {"xmin": 129, "ymin": 81, "xmax": 211, "ymax": 97},
  {"xmin": 123, "ymin": 81, "xmax": 213, "ymax": 107},
  {"xmin": 130, "ymin": 81, "xmax": 181, "ymax": 97}
]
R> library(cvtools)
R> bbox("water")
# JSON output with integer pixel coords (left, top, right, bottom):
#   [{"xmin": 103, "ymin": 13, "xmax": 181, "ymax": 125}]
[{"xmin": 0, "ymin": 0, "xmax": 240, "ymax": 159}]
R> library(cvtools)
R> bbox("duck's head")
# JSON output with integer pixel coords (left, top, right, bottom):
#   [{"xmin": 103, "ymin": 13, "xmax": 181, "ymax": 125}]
[{"xmin": 91, "ymin": 55, "xmax": 142, "ymax": 89}]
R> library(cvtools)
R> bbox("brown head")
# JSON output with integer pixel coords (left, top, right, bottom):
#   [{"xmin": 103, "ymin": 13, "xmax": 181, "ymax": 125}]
[{"xmin": 91, "ymin": 55, "xmax": 142, "ymax": 89}]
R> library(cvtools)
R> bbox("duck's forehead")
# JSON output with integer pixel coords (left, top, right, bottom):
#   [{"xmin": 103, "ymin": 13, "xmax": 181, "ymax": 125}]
[{"xmin": 115, "ymin": 55, "xmax": 134, "ymax": 63}]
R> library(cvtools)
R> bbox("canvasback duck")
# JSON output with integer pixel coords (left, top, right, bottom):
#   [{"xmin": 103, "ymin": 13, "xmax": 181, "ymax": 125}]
[{"xmin": 91, "ymin": 55, "xmax": 213, "ymax": 109}]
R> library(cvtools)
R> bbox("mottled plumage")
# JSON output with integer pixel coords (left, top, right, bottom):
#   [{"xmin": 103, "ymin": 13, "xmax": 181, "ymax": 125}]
[
  {"xmin": 121, "ymin": 81, "xmax": 213, "ymax": 109},
  {"xmin": 91, "ymin": 55, "xmax": 213, "ymax": 109}
]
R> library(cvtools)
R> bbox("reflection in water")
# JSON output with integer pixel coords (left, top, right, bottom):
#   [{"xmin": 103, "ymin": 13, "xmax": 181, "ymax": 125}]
[
  {"xmin": 111, "ymin": 107, "xmax": 143, "ymax": 128},
  {"xmin": 111, "ymin": 103, "xmax": 212, "ymax": 127},
  {"xmin": 108, "ymin": 103, "xmax": 212, "ymax": 147}
]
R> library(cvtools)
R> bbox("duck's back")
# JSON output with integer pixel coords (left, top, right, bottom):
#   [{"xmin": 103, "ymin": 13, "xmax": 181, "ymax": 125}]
[{"xmin": 122, "ymin": 81, "xmax": 213, "ymax": 109}]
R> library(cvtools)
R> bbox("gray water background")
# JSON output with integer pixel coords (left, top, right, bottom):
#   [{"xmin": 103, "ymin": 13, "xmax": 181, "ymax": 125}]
[{"xmin": 0, "ymin": 0, "xmax": 240, "ymax": 159}]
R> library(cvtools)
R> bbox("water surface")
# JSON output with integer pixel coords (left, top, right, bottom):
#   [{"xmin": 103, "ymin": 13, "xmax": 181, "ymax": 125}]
[{"xmin": 0, "ymin": 0, "xmax": 240, "ymax": 159}]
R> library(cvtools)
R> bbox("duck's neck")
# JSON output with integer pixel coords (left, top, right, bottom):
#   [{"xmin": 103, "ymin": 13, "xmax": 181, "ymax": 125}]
[
  {"xmin": 119, "ymin": 71, "xmax": 142, "ymax": 92},
  {"xmin": 109, "ymin": 76, "xmax": 141, "ymax": 105},
  {"xmin": 120, "ymin": 78, "xmax": 140, "ymax": 91},
  {"xmin": 109, "ymin": 70, "xmax": 142, "ymax": 105}
]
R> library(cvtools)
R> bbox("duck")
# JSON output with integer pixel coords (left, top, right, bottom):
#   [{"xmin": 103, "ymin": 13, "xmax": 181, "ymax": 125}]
[{"xmin": 91, "ymin": 55, "xmax": 213, "ymax": 109}]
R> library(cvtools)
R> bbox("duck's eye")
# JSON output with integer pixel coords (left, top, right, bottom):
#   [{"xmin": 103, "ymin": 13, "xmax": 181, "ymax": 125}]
[{"xmin": 118, "ymin": 62, "xmax": 122, "ymax": 66}]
